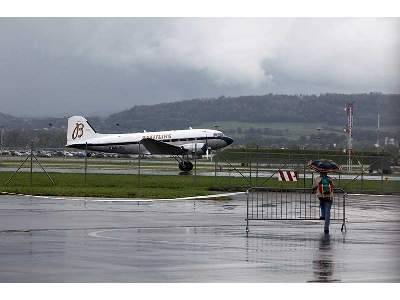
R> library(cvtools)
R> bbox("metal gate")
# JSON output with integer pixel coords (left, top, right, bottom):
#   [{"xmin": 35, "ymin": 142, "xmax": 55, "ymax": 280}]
[{"xmin": 246, "ymin": 187, "xmax": 347, "ymax": 232}]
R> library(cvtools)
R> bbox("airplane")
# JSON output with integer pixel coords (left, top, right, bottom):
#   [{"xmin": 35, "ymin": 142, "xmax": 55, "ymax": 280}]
[{"xmin": 66, "ymin": 116, "xmax": 233, "ymax": 172}]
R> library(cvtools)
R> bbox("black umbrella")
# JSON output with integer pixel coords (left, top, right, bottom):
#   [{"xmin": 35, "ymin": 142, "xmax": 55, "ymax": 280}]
[{"xmin": 307, "ymin": 159, "xmax": 341, "ymax": 173}]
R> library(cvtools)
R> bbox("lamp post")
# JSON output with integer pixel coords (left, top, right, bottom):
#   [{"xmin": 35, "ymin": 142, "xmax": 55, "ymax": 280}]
[
  {"xmin": 316, "ymin": 127, "xmax": 322, "ymax": 159},
  {"xmin": 0, "ymin": 127, "xmax": 4, "ymax": 155},
  {"xmin": 0, "ymin": 127, "xmax": 4, "ymax": 168}
]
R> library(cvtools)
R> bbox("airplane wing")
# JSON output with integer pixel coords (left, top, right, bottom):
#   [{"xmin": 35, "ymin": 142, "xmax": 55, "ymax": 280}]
[{"xmin": 140, "ymin": 138, "xmax": 188, "ymax": 155}]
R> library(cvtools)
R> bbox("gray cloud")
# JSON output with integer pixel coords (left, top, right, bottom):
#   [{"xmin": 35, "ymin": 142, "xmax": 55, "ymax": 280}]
[{"xmin": 0, "ymin": 18, "xmax": 399, "ymax": 117}]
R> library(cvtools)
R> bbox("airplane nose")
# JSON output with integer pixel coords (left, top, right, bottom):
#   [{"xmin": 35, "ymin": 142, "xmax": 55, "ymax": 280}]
[{"xmin": 222, "ymin": 136, "xmax": 234, "ymax": 146}]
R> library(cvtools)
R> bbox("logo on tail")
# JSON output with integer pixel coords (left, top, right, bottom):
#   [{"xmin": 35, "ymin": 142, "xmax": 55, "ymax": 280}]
[
  {"xmin": 67, "ymin": 116, "xmax": 98, "ymax": 146},
  {"xmin": 72, "ymin": 122, "xmax": 85, "ymax": 140}
]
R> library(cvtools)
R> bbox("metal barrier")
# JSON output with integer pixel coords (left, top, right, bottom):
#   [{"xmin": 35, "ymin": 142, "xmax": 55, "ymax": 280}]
[{"xmin": 246, "ymin": 187, "xmax": 347, "ymax": 233}]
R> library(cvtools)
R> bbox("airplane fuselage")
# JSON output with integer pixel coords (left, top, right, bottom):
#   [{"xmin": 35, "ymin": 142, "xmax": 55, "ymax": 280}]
[{"xmin": 67, "ymin": 128, "xmax": 233, "ymax": 155}]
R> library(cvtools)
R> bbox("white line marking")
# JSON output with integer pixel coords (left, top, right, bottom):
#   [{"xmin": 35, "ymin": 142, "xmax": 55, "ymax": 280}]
[
  {"xmin": 90, "ymin": 192, "xmax": 246, "ymax": 202},
  {"xmin": 0, "ymin": 191, "xmax": 245, "ymax": 202},
  {"xmin": 349, "ymin": 193, "xmax": 400, "ymax": 197},
  {"xmin": 88, "ymin": 229, "xmax": 124, "ymax": 240}
]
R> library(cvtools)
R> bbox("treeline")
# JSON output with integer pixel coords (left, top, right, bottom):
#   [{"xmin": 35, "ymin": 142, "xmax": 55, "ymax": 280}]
[
  {"xmin": 1, "ymin": 93, "xmax": 399, "ymax": 132},
  {"xmin": 102, "ymin": 92, "xmax": 399, "ymax": 132},
  {"xmin": 0, "ymin": 128, "xmax": 65, "ymax": 149}
]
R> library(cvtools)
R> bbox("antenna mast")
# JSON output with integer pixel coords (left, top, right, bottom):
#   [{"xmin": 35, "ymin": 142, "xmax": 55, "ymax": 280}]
[
  {"xmin": 345, "ymin": 103, "xmax": 354, "ymax": 172},
  {"xmin": 376, "ymin": 112, "xmax": 380, "ymax": 153}
]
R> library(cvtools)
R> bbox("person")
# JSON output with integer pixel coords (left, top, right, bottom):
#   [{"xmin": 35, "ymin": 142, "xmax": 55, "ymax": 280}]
[{"xmin": 312, "ymin": 172, "xmax": 334, "ymax": 234}]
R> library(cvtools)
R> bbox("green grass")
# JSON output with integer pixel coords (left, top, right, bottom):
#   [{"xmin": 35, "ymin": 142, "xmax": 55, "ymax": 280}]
[
  {"xmin": 0, "ymin": 172, "xmax": 218, "ymax": 198},
  {"xmin": 0, "ymin": 172, "xmax": 398, "ymax": 198}
]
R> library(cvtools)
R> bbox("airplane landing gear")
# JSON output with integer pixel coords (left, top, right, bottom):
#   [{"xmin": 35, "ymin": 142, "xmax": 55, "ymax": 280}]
[
  {"xmin": 178, "ymin": 161, "xmax": 193, "ymax": 172},
  {"xmin": 173, "ymin": 153, "xmax": 193, "ymax": 172}
]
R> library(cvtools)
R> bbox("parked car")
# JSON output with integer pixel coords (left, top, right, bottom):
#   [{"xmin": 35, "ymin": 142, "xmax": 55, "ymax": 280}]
[
  {"xmin": 1, "ymin": 150, "xmax": 11, "ymax": 156},
  {"xmin": 63, "ymin": 151, "xmax": 74, "ymax": 157}
]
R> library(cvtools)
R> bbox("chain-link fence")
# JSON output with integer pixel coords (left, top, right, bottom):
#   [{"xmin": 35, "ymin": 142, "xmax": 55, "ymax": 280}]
[
  {"xmin": 1, "ymin": 145, "xmax": 399, "ymax": 195},
  {"xmin": 213, "ymin": 150, "xmax": 399, "ymax": 194}
]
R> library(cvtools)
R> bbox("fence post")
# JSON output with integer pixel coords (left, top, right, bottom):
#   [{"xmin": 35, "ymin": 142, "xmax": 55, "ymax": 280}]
[
  {"xmin": 341, "ymin": 192, "xmax": 346, "ymax": 232},
  {"xmin": 30, "ymin": 141, "xmax": 33, "ymax": 190},
  {"xmin": 256, "ymin": 145, "xmax": 259, "ymax": 187},
  {"xmin": 194, "ymin": 143, "xmax": 197, "ymax": 185},
  {"xmin": 214, "ymin": 152, "xmax": 217, "ymax": 184},
  {"xmin": 380, "ymin": 156, "xmax": 384, "ymax": 194},
  {"xmin": 138, "ymin": 141, "xmax": 141, "ymax": 186},
  {"xmin": 84, "ymin": 142, "xmax": 88, "ymax": 184},
  {"xmin": 0, "ymin": 128, "xmax": 3, "ymax": 175},
  {"xmin": 311, "ymin": 172, "xmax": 314, "ymax": 190},
  {"xmin": 246, "ymin": 189, "xmax": 249, "ymax": 233},
  {"xmin": 249, "ymin": 153, "xmax": 252, "ymax": 187},
  {"xmin": 361, "ymin": 161, "xmax": 364, "ymax": 193}
]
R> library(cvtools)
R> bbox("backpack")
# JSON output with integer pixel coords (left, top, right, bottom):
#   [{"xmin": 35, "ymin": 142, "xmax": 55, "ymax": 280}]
[{"xmin": 318, "ymin": 176, "xmax": 333, "ymax": 195}]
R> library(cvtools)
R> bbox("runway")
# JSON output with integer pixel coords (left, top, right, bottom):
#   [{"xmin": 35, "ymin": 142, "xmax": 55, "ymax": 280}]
[{"xmin": 0, "ymin": 193, "xmax": 399, "ymax": 282}]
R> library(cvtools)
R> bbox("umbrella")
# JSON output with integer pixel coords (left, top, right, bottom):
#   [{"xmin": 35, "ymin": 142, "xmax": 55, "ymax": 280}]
[{"xmin": 307, "ymin": 159, "xmax": 341, "ymax": 173}]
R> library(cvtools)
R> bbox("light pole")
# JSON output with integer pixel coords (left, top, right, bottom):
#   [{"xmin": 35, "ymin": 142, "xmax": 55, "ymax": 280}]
[
  {"xmin": 0, "ymin": 127, "xmax": 4, "ymax": 168},
  {"xmin": 316, "ymin": 127, "xmax": 322, "ymax": 159},
  {"xmin": 0, "ymin": 127, "xmax": 4, "ymax": 155}
]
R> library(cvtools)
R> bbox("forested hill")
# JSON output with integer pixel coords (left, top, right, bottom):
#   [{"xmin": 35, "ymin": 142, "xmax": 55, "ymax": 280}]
[
  {"xmin": 0, "ymin": 112, "xmax": 20, "ymax": 127},
  {"xmin": 0, "ymin": 93, "xmax": 399, "ymax": 132},
  {"xmin": 103, "ymin": 93, "xmax": 399, "ymax": 132}
]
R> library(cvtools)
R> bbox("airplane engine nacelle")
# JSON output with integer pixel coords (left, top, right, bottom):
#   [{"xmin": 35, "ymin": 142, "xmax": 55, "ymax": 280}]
[{"xmin": 181, "ymin": 143, "xmax": 207, "ymax": 155}]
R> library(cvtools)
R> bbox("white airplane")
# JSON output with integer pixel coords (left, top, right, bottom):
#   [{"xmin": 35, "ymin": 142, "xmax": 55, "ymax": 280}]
[{"xmin": 66, "ymin": 116, "xmax": 233, "ymax": 171}]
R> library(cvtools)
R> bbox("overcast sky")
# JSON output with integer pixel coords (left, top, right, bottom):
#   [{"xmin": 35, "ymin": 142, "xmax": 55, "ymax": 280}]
[{"xmin": 0, "ymin": 18, "xmax": 399, "ymax": 117}]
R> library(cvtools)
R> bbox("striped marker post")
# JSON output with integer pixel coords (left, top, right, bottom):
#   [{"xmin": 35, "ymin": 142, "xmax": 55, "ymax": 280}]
[{"xmin": 278, "ymin": 170, "xmax": 298, "ymax": 182}]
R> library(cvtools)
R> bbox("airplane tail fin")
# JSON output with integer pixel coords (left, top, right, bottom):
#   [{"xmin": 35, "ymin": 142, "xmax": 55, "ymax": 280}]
[{"xmin": 66, "ymin": 116, "xmax": 98, "ymax": 146}]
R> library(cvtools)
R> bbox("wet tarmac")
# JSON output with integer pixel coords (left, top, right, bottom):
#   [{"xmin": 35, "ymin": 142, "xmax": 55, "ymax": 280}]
[{"xmin": 0, "ymin": 193, "xmax": 399, "ymax": 282}]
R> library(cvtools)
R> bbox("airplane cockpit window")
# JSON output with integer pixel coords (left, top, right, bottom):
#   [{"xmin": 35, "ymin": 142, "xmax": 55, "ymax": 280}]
[{"xmin": 213, "ymin": 133, "xmax": 223, "ymax": 137}]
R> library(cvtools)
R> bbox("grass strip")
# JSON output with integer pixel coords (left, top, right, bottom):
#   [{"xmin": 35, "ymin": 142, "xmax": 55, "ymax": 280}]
[{"xmin": 0, "ymin": 172, "xmax": 398, "ymax": 198}]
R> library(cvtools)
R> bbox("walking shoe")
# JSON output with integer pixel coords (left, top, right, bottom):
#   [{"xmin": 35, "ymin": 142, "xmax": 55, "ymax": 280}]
[
  {"xmin": 324, "ymin": 229, "xmax": 329, "ymax": 234},
  {"xmin": 319, "ymin": 216, "xmax": 325, "ymax": 220}
]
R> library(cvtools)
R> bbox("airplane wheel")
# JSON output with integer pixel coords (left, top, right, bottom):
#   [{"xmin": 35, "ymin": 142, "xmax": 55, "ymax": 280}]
[{"xmin": 179, "ymin": 161, "xmax": 193, "ymax": 172}]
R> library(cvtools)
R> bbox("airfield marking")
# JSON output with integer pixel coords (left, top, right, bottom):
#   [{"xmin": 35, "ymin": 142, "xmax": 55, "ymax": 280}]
[
  {"xmin": 88, "ymin": 229, "xmax": 125, "ymax": 240},
  {"xmin": 89, "ymin": 192, "xmax": 246, "ymax": 202},
  {"xmin": 348, "ymin": 193, "xmax": 400, "ymax": 197},
  {"xmin": 0, "ymin": 191, "xmax": 246, "ymax": 202}
]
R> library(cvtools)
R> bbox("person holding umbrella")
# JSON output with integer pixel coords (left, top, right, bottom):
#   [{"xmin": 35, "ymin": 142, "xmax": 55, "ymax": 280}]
[
  {"xmin": 312, "ymin": 172, "xmax": 334, "ymax": 234},
  {"xmin": 308, "ymin": 159, "xmax": 340, "ymax": 234}
]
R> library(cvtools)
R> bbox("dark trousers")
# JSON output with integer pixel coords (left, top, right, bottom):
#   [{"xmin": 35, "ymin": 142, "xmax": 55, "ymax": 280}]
[{"xmin": 319, "ymin": 198, "xmax": 332, "ymax": 231}]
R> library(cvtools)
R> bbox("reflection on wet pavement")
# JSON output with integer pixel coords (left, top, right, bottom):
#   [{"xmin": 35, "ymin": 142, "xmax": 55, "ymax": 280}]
[
  {"xmin": 310, "ymin": 234, "xmax": 339, "ymax": 282},
  {"xmin": 0, "ymin": 193, "xmax": 399, "ymax": 282}
]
